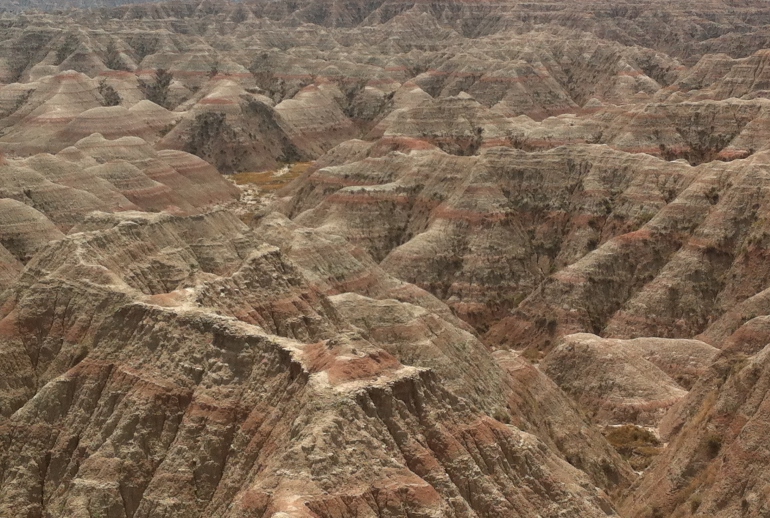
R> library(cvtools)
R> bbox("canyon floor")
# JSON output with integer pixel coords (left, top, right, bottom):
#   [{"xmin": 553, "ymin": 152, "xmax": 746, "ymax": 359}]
[{"xmin": 3, "ymin": 0, "xmax": 770, "ymax": 517}]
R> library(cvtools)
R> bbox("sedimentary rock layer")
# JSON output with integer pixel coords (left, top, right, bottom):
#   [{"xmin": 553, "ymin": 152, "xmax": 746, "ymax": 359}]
[{"xmin": 0, "ymin": 210, "xmax": 627, "ymax": 517}]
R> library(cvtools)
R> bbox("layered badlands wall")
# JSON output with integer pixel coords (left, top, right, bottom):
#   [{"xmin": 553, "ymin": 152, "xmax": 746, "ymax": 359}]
[
  {"xmin": 0, "ymin": 208, "xmax": 636, "ymax": 517},
  {"xmin": 4, "ymin": 0, "xmax": 770, "ymax": 516}
]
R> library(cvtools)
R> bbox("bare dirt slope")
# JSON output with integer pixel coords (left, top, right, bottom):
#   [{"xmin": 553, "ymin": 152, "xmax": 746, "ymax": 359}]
[{"xmin": 3, "ymin": 1, "xmax": 770, "ymax": 517}]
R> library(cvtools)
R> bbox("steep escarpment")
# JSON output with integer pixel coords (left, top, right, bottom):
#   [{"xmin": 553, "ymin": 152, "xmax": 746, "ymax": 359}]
[
  {"xmin": 621, "ymin": 328, "xmax": 770, "ymax": 517},
  {"xmin": 0, "ymin": 209, "xmax": 629, "ymax": 517},
  {"xmin": 279, "ymin": 133, "xmax": 770, "ymax": 362},
  {"xmin": 280, "ymin": 144, "xmax": 698, "ymax": 332}
]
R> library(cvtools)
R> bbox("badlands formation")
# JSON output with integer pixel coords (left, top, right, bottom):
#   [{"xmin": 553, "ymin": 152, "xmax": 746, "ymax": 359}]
[{"xmin": 4, "ymin": 0, "xmax": 770, "ymax": 517}]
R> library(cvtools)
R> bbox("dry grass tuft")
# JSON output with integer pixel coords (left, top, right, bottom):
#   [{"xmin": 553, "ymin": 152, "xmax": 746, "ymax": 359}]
[
  {"xmin": 231, "ymin": 162, "xmax": 312, "ymax": 193},
  {"xmin": 604, "ymin": 424, "xmax": 662, "ymax": 471},
  {"xmin": 520, "ymin": 347, "xmax": 543, "ymax": 363}
]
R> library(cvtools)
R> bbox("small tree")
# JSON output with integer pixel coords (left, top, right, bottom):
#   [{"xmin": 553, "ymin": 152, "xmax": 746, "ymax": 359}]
[
  {"xmin": 129, "ymin": 35, "xmax": 159, "ymax": 62},
  {"xmin": 231, "ymin": 5, "xmax": 249, "ymax": 23},
  {"xmin": 469, "ymin": 126, "xmax": 484, "ymax": 155},
  {"xmin": 208, "ymin": 60, "xmax": 220, "ymax": 79},
  {"xmin": 188, "ymin": 111, "xmax": 229, "ymax": 155},
  {"xmin": 249, "ymin": 52, "xmax": 273, "ymax": 88},
  {"xmin": 139, "ymin": 68, "xmax": 173, "ymax": 108},
  {"xmin": 98, "ymin": 79, "xmax": 121, "ymax": 107},
  {"xmin": 104, "ymin": 40, "xmax": 124, "ymax": 71},
  {"xmin": 55, "ymin": 34, "xmax": 79, "ymax": 66},
  {"xmin": 655, "ymin": 111, "xmax": 753, "ymax": 165},
  {"xmin": 505, "ymin": 130, "xmax": 532, "ymax": 150}
]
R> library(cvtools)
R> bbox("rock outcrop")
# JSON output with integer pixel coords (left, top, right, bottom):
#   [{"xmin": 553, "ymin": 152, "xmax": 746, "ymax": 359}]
[
  {"xmin": 540, "ymin": 334, "xmax": 715, "ymax": 426},
  {"xmin": 622, "ymin": 331, "xmax": 770, "ymax": 516},
  {"xmin": 0, "ymin": 133, "xmax": 238, "ymax": 292},
  {"xmin": 0, "ymin": 209, "xmax": 627, "ymax": 517}
]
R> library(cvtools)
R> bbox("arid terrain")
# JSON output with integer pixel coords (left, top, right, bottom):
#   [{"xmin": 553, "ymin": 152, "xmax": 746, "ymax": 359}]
[{"xmin": 3, "ymin": 0, "xmax": 770, "ymax": 516}]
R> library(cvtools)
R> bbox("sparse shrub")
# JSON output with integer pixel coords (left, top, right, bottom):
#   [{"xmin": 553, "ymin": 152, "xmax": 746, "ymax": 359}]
[
  {"xmin": 469, "ymin": 126, "xmax": 484, "ymax": 155},
  {"xmin": 546, "ymin": 317, "xmax": 558, "ymax": 333},
  {"xmin": 587, "ymin": 131, "xmax": 604, "ymax": 144},
  {"xmin": 128, "ymin": 35, "xmax": 159, "ymax": 61},
  {"xmin": 342, "ymin": 78, "xmax": 368, "ymax": 117},
  {"xmin": 663, "ymin": 185, "xmax": 678, "ymax": 203},
  {"xmin": 729, "ymin": 355, "xmax": 749, "ymax": 376},
  {"xmin": 492, "ymin": 408, "xmax": 511, "ymax": 424},
  {"xmin": 604, "ymin": 425, "xmax": 662, "ymax": 471},
  {"xmin": 249, "ymin": 52, "xmax": 273, "ymax": 89},
  {"xmin": 691, "ymin": 495, "xmax": 703, "ymax": 513},
  {"xmin": 705, "ymin": 186, "xmax": 720, "ymax": 205},
  {"xmin": 98, "ymin": 79, "xmax": 121, "ymax": 107},
  {"xmin": 509, "ymin": 291, "xmax": 528, "ymax": 308},
  {"xmin": 638, "ymin": 209, "xmax": 657, "ymax": 224},
  {"xmin": 230, "ymin": 162, "xmax": 312, "ymax": 192},
  {"xmin": 139, "ymin": 68, "xmax": 173, "ymax": 108},
  {"xmin": 8, "ymin": 32, "xmax": 54, "ymax": 82},
  {"xmin": 184, "ymin": 111, "xmax": 237, "ymax": 170},
  {"xmin": 8, "ymin": 88, "xmax": 33, "ymax": 116},
  {"xmin": 8, "ymin": 52, "xmax": 32, "ymax": 83},
  {"xmin": 705, "ymin": 433, "xmax": 722, "ymax": 458},
  {"xmin": 158, "ymin": 122, "xmax": 175, "ymax": 137},
  {"xmin": 104, "ymin": 40, "xmax": 125, "ymax": 71},
  {"xmin": 55, "ymin": 33, "xmax": 79, "ymax": 65},
  {"xmin": 505, "ymin": 130, "xmax": 532, "ymax": 151},
  {"xmin": 606, "ymin": 425, "xmax": 660, "ymax": 449},
  {"xmin": 608, "ymin": 5, "xmax": 628, "ymax": 18},
  {"xmin": 208, "ymin": 60, "xmax": 220, "ymax": 79},
  {"xmin": 520, "ymin": 347, "xmax": 542, "ymax": 363},
  {"xmin": 654, "ymin": 111, "xmax": 753, "ymax": 165},
  {"xmin": 231, "ymin": 5, "xmax": 249, "ymax": 23}
]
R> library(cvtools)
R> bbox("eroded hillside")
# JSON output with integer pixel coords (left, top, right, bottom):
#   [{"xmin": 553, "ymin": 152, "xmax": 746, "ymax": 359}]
[{"xmin": 2, "ymin": 1, "xmax": 770, "ymax": 517}]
